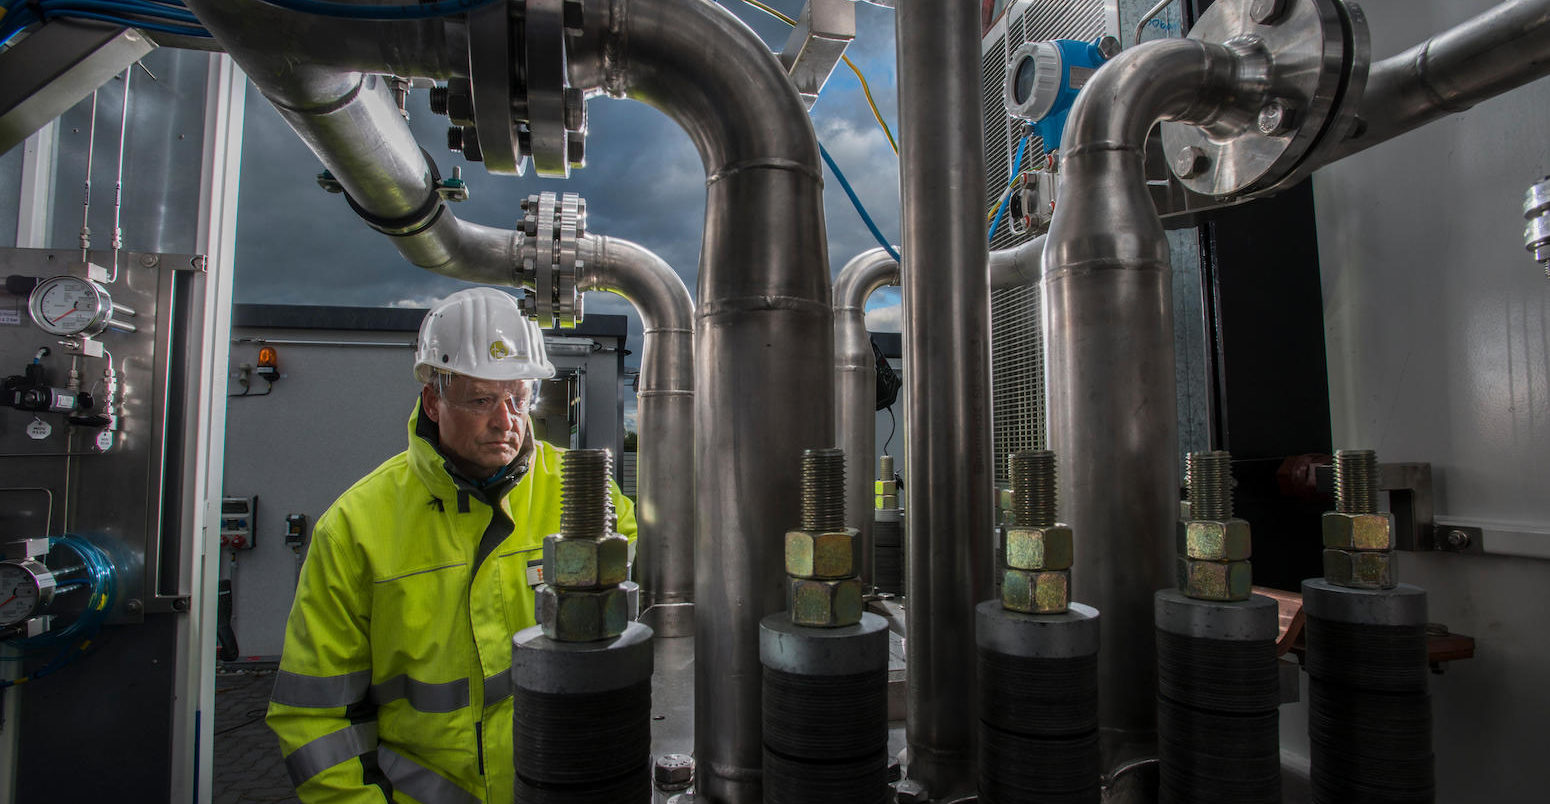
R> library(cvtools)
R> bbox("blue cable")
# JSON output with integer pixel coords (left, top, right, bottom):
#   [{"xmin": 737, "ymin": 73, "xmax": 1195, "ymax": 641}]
[
  {"xmin": 255, "ymin": 0, "xmax": 499, "ymax": 19},
  {"xmin": 818, "ymin": 142, "xmax": 901, "ymax": 263},
  {"xmin": 987, "ymin": 132, "xmax": 1030, "ymax": 244}
]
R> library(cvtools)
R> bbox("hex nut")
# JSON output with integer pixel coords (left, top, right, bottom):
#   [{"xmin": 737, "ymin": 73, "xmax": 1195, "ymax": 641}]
[
  {"xmin": 1002, "ymin": 568, "xmax": 1070, "ymax": 614},
  {"xmin": 1005, "ymin": 525, "xmax": 1074, "ymax": 571},
  {"xmin": 536, "ymin": 584, "xmax": 629, "ymax": 642},
  {"xmin": 543, "ymin": 534, "xmax": 629, "ymax": 589},
  {"xmin": 1177, "ymin": 557, "xmax": 1252, "ymax": 602},
  {"xmin": 788, "ymin": 577, "xmax": 864, "ymax": 627},
  {"xmin": 1323, "ymin": 548, "xmax": 1397, "ymax": 590},
  {"xmin": 785, "ymin": 528, "xmax": 862, "ymax": 580},
  {"xmin": 1322, "ymin": 511, "xmax": 1397, "ymax": 551},
  {"xmin": 1177, "ymin": 518, "xmax": 1253, "ymax": 561}
]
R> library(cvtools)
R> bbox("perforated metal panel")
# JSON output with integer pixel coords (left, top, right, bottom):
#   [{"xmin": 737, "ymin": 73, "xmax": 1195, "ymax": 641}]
[{"xmin": 984, "ymin": 0, "xmax": 1111, "ymax": 484}]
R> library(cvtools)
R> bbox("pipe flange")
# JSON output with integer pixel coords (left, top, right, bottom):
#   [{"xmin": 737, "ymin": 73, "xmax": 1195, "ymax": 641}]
[
  {"xmin": 520, "ymin": 0, "xmax": 588, "ymax": 178},
  {"xmin": 1159, "ymin": 0, "xmax": 1365, "ymax": 198},
  {"xmin": 520, "ymin": 191, "xmax": 587, "ymax": 328},
  {"xmin": 468, "ymin": 0, "xmax": 525, "ymax": 175}
]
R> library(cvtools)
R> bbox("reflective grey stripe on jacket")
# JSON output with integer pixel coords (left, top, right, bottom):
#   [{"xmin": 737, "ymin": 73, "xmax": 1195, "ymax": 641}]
[
  {"xmin": 284, "ymin": 721, "xmax": 377, "ymax": 787},
  {"xmin": 482, "ymin": 669, "xmax": 512, "ymax": 708},
  {"xmin": 379, "ymin": 746, "xmax": 481, "ymax": 804},
  {"xmin": 271, "ymin": 669, "xmax": 372, "ymax": 708},
  {"xmin": 371, "ymin": 674, "xmax": 470, "ymax": 713}
]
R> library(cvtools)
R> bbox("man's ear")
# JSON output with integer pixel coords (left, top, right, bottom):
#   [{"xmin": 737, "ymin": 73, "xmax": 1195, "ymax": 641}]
[{"xmin": 421, "ymin": 385, "xmax": 441, "ymax": 423}]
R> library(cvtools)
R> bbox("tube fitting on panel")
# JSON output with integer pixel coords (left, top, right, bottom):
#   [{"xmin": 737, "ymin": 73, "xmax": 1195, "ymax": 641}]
[{"xmin": 1524, "ymin": 176, "xmax": 1550, "ymax": 277}]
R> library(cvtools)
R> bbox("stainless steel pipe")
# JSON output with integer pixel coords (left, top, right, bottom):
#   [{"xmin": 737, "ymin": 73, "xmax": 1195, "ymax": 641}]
[
  {"xmin": 990, "ymin": 234, "xmax": 1047, "ymax": 291},
  {"xmin": 1320, "ymin": 0, "xmax": 1550, "ymax": 165},
  {"xmin": 833, "ymin": 247, "xmax": 899, "ymax": 589},
  {"xmin": 895, "ymin": 0, "xmax": 993, "ymax": 795},
  {"xmin": 570, "ymin": 1, "xmax": 833, "ymax": 800},
  {"xmin": 1044, "ymin": 37, "xmax": 1245, "ymax": 772},
  {"xmin": 185, "ymin": 1, "xmax": 519, "ymax": 287},
  {"xmin": 829, "ymin": 233, "xmax": 1041, "ymax": 596},
  {"xmin": 577, "ymin": 234, "xmax": 695, "ymax": 639}
]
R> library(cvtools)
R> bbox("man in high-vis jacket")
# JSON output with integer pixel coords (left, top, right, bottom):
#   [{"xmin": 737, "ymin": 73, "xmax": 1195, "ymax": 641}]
[{"xmin": 267, "ymin": 287, "xmax": 637, "ymax": 803}]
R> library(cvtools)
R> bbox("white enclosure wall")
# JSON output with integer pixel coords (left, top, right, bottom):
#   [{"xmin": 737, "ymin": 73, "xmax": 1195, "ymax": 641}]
[{"xmin": 1298, "ymin": 1, "xmax": 1550, "ymax": 799}]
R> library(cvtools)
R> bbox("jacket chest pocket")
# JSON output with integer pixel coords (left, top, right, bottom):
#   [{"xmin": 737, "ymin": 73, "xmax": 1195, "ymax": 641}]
[{"xmin": 371, "ymin": 561, "xmax": 471, "ymax": 662}]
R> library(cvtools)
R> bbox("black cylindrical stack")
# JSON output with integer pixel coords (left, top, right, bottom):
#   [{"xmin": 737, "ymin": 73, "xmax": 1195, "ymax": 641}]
[
  {"xmin": 511, "ymin": 621, "xmax": 655, "ymax": 803},
  {"xmin": 759, "ymin": 612, "xmax": 890, "ymax": 804},
  {"xmin": 975, "ymin": 599, "xmax": 1101, "ymax": 804},
  {"xmin": 1154, "ymin": 590, "xmax": 1280, "ymax": 804},
  {"xmin": 1303, "ymin": 579, "xmax": 1433, "ymax": 804},
  {"xmin": 873, "ymin": 508, "xmax": 904, "ymax": 594}
]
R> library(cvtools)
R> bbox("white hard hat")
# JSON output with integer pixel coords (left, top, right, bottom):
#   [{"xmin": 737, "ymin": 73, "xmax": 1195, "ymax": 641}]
[{"xmin": 414, "ymin": 288, "xmax": 556, "ymax": 383}]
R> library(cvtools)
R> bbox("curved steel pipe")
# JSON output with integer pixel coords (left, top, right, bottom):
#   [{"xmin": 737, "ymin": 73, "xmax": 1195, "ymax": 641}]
[
  {"xmin": 895, "ymin": 0, "xmax": 992, "ymax": 795},
  {"xmin": 834, "ymin": 247, "xmax": 899, "ymax": 590},
  {"xmin": 1044, "ymin": 37, "xmax": 1245, "ymax": 771},
  {"xmin": 571, "ymin": 1, "xmax": 833, "ymax": 799},
  {"xmin": 185, "ymin": 0, "xmax": 517, "ymax": 287},
  {"xmin": 1319, "ymin": 0, "xmax": 1550, "ymax": 165},
  {"xmin": 989, "ymin": 234, "xmax": 1047, "ymax": 290},
  {"xmin": 576, "ymin": 234, "xmax": 695, "ymax": 639}
]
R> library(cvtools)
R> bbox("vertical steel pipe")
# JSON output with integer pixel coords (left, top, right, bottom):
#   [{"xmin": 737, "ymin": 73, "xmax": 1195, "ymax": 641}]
[
  {"xmin": 1320, "ymin": 0, "xmax": 1550, "ymax": 165},
  {"xmin": 834, "ymin": 247, "xmax": 899, "ymax": 590},
  {"xmin": 577, "ymin": 234, "xmax": 696, "ymax": 638},
  {"xmin": 895, "ymin": 1, "xmax": 992, "ymax": 795},
  {"xmin": 1044, "ymin": 37, "xmax": 1243, "ymax": 772},
  {"xmin": 572, "ymin": 1, "xmax": 833, "ymax": 799}
]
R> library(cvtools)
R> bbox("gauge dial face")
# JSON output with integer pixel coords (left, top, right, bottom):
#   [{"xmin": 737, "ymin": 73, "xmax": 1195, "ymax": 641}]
[
  {"xmin": 0, "ymin": 563, "xmax": 44, "ymax": 627},
  {"xmin": 28, "ymin": 275, "xmax": 112, "ymax": 337}
]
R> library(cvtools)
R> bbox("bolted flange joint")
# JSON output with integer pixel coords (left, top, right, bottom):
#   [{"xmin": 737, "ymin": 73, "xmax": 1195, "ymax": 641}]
[{"xmin": 519, "ymin": 191, "xmax": 587, "ymax": 329}]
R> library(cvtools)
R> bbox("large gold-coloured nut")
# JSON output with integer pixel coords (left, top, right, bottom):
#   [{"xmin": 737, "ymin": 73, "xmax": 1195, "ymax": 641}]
[
  {"xmin": 1322, "ymin": 512, "xmax": 1397, "ymax": 551},
  {"xmin": 1323, "ymin": 548, "xmax": 1398, "ymax": 590},
  {"xmin": 1177, "ymin": 519, "xmax": 1252, "ymax": 561},
  {"xmin": 788, "ymin": 577, "xmax": 864, "ymax": 627},
  {"xmin": 1177, "ymin": 557, "xmax": 1252, "ymax": 601},
  {"xmin": 1001, "ymin": 568, "xmax": 1070, "ymax": 614},
  {"xmin": 542, "ymin": 534, "xmax": 629, "ymax": 589},
  {"xmin": 1004, "ymin": 525, "xmax": 1074, "ymax": 571},
  {"xmin": 785, "ymin": 528, "xmax": 862, "ymax": 580},
  {"xmin": 535, "ymin": 584, "xmax": 629, "ymax": 642}
]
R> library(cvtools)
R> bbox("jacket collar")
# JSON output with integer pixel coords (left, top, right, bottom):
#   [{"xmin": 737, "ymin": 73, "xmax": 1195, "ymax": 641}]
[{"xmin": 408, "ymin": 399, "xmax": 535, "ymax": 508}]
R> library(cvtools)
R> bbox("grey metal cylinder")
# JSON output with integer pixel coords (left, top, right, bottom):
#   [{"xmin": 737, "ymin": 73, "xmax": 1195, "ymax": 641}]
[
  {"xmin": 1154, "ymin": 591, "xmax": 1280, "ymax": 804},
  {"xmin": 834, "ymin": 247, "xmax": 899, "ymax": 590},
  {"xmin": 895, "ymin": 0, "xmax": 993, "ymax": 794},
  {"xmin": 1301, "ymin": 580, "xmax": 1433, "ymax": 803},
  {"xmin": 577, "ymin": 234, "xmax": 696, "ymax": 637},
  {"xmin": 1044, "ymin": 35, "xmax": 1242, "ymax": 771},
  {"xmin": 511, "ymin": 621, "xmax": 656, "ymax": 802},
  {"xmin": 759, "ymin": 613, "xmax": 890, "ymax": 804},
  {"xmin": 976, "ymin": 601, "xmax": 1102, "ymax": 804}
]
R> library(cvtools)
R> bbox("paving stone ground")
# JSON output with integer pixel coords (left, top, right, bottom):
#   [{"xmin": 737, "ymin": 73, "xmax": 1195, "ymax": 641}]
[{"xmin": 214, "ymin": 667, "xmax": 298, "ymax": 804}]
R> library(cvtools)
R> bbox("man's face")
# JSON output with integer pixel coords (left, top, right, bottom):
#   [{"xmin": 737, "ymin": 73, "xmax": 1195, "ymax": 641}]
[{"xmin": 422, "ymin": 375, "xmax": 535, "ymax": 478}]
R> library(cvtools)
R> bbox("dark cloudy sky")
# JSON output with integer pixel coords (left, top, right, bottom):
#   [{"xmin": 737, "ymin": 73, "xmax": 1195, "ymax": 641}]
[{"xmin": 232, "ymin": 0, "xmax": 906, "ymax": 365}]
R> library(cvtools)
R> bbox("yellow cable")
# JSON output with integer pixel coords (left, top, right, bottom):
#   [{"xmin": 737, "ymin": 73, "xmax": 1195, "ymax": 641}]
[{"xmin": 738, "ymin": 0, "xmax": 898, "ymax": 155}]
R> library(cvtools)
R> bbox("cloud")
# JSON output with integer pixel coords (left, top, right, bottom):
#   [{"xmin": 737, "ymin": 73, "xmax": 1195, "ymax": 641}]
[{"xmin": 865, "ymin": 302, "xmax": 902, "ymax": 332}]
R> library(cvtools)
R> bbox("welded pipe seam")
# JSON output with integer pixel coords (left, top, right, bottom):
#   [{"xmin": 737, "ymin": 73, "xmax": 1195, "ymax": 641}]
[{"xmin": 704, "ymin": 159, "xmax": 823, "ymax": 185}]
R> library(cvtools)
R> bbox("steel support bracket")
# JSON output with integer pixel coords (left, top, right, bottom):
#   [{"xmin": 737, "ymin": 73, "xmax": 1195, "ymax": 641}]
[
  {"xmin": 777, "ymin": 0, "xmax": 855, "ymax": 110},
  {"xmin": 0, "ymin": 19, "xmax": 156, "ymax": 156}
]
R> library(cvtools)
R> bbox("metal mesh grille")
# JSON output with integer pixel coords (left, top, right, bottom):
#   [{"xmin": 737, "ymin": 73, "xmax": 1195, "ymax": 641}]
[{"xmin": 986, "ymin": 0, "xmax": 1109, "ymax": 485}]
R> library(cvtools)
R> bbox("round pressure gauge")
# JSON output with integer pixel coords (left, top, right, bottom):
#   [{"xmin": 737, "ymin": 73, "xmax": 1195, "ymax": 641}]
[
  {"xmin": 0, "ymin": 559, "xmax": 56, "ymax": 627},
  {"xmin": 28, "ymin": 275, "xmax": 115, "ymax": 337}
]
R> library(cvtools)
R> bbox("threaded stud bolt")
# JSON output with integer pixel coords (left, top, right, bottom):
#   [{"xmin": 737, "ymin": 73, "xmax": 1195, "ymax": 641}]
[
  {"xmin": 800, "ymin": 448, "xmax": 846, "ymax": 532},
  {"xmin": 1186, "ymin": 450, "xmax": 1234, "ymax": 520},
  {"xmin": 560, "ymin": 448, "xmax": 614, "ymax": 540},
  {"xmin": 1334, "ymin": 449, "xmax": 1380, "ymax": 514},
  {"xmin": 1009, "ymin": 451, "xmax": 1057, "ymax": 527}
]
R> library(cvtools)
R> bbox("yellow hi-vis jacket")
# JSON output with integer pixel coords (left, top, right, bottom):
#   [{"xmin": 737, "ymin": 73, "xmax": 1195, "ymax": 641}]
[{"xmin": 267, "ymin": 402, "xmax": 637, "ymax": 803}]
